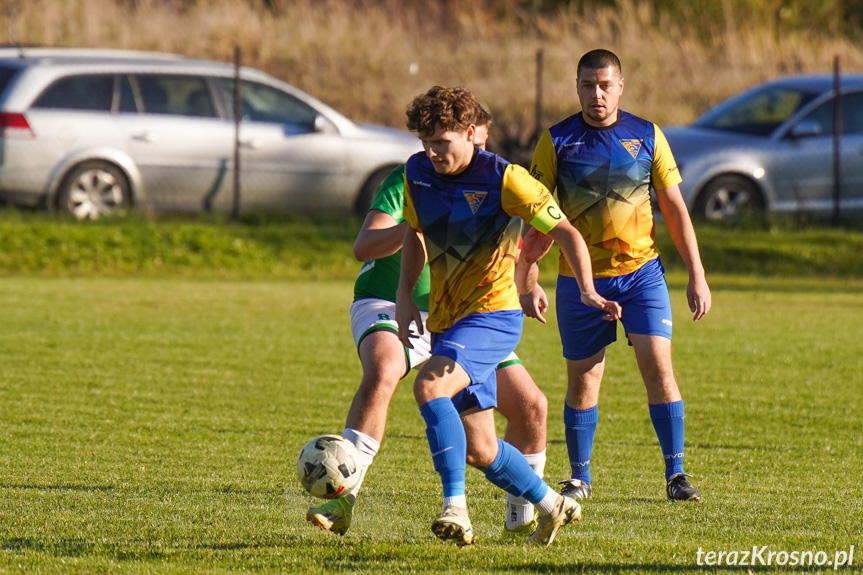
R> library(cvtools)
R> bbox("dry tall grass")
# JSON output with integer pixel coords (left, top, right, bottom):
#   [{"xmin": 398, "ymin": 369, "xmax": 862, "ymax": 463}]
[{"xmin": 3, "ymin": 0, "xmax": 863, "ymax": 158}]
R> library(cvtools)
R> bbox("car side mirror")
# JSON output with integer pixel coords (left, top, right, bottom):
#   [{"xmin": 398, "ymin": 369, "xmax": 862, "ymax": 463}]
[
  {"xmin": 314, "ymin": 114, "xmax": 337, "ymax": 134},
  {"xmin": 789, "ymin": 120, "xmax": 822, "ymax": 138}
]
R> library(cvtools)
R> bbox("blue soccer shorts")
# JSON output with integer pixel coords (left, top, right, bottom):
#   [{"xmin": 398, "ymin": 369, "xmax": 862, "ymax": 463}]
[
  {"xmin": 429, "ymin": 310, "xmax": 523, "ymax": 414},
  {"xmin": 557, "ymin": 257, "xmax": 673, "ymax": 361}
]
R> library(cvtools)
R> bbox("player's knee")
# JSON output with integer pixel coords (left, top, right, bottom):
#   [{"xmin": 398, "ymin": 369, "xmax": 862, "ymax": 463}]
[
  {"xmin": 413, "ymin": 376, "xmax": 440, "ymax": 405},
  {"xmin": 526, "ymin": 390, "xmax": 548, "ymax": 422},
  {"xmin": 465, "ymin": 442, "xmax": 496, "ymax": 468},
  {"xmin": 361, "ymin": 362, "xmax": 404, "ymax": 390}
]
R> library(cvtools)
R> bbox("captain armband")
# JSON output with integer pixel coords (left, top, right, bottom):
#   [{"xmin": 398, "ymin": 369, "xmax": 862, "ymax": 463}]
[{"xmin": 528, "ymin": 200, "xmax": 565, "ymax": 234}]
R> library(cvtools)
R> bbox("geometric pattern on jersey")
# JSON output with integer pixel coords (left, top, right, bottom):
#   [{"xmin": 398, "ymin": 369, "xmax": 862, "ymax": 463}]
[
  {"xmin": 404, "ymin": 149, "xmax": 551, "ymax": 333},
  {"xmin": 537, "ymin": 111, "xmax": 680, "ymax": 277}
]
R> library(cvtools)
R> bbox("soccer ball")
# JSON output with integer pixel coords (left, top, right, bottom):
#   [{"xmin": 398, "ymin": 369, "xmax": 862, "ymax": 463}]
[{"xmin": 297, "ymin": 434, "xmax": 361, "ymax": 499}]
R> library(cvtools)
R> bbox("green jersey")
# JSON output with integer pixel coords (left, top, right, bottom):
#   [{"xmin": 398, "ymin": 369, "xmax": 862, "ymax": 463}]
[{"xmin": 353, "ymin": 165, "xmax": 431, "ymax": 311}]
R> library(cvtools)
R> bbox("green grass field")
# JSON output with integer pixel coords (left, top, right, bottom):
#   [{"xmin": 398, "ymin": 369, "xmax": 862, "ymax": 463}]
[{"xmin": 1, "ymin": 270, "xmax": 861, "ymax": 573}]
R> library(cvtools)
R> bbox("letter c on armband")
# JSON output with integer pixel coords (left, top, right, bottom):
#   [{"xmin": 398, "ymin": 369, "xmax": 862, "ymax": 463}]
[{"xmin": 547, "ymin": 205, "xmax": 563, "ymax": 220}]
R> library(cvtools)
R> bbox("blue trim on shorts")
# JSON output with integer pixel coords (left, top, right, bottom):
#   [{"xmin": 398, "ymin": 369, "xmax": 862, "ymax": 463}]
[
  {"xmin": 430, "ymin": 310, "xmax": 523, "ymax": 413},
  {"xmin": 556, "ymin": 257, "xmax": 672, "ymax": 360}
]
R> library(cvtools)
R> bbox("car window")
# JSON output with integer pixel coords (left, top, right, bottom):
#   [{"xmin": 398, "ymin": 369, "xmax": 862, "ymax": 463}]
[
  {"xmin": 32, "ymin": 74, "xmax": 114, "ymax": 111},
  {"xmin": 0, "ymin": 65, "xmax": 17, "ymax": 98},
  {"xmin": 118, "ymin": 75, "xmax": 138, "ymax": 113},
  {"xmin": 694, "ymin": 85, "xmax": 819, "ymax": 136},
  {"xmin": 135, "ymin": 75, "xmax": 216, "ymax": 117},
  {"xmin": 797, "ymin": 91, "xmax": 863, "ymax": 135},
  {"xmin": 222, "ymin": 80, "xmax": 318, "ymax": 132},
  {"xmin": 845, "ymin": 92, "xmax": 863, "ymax": 134}
]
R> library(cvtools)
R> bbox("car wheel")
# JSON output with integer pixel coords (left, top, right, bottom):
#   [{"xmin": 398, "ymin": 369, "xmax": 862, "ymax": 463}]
[
  {"xmin": 694, "ymin": 175, "xmax": 764, "ymax": 221},
  {"xmin": 57, "ymin": 161, "xmax": 131, "ymax": 220},
  {"xmin": 354, "ymin": 166, "xmax": 398, "ymax": 215}
]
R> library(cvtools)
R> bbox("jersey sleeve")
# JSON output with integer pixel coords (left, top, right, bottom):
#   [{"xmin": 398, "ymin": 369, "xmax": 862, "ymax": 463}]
[
  {"xmin": 500, "ymin": 164, "xmax": 564, "ymax": 234},
  {"xmin": 402, "ymin": 174, "xmax": 420, "ymax": 230},
  {"xmin": 369, "ymin": 164, "xmax": 407, "ymax": 219},
  {"xmin": 529, "ymin": 129, "xmax": 558, "ymax": 193},
  {"xmin": 651, "ymin": 124, "xmax": 683, "ymax": 190}
]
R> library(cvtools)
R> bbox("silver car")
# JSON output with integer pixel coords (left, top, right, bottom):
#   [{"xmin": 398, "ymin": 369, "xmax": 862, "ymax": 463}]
[
  {"xmin": 0, "ymin": 48, "xmax": 421, "ymax": 219},
  {"xmin": 663, "ymin": 74, "xmax": 863, "ymax": 220}
]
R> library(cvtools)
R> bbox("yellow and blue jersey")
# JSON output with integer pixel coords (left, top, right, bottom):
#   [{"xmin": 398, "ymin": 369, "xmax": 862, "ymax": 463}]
[
  {"xmin": 404, "ymin": 148, "xmax": 561, "ymax": 333},
  {"xmin": 531, "ymin": 111, "xmax": 681, "ymax": 278}
]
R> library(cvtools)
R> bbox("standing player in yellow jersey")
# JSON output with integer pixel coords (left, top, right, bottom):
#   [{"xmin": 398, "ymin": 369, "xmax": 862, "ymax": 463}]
[
  {"xmin": 396, "ymin": 85, "xmax": 622, "ymax": 547},
  {"xmin": 527, "ymin": 49, "xmax": 712, "ymax": 502}
]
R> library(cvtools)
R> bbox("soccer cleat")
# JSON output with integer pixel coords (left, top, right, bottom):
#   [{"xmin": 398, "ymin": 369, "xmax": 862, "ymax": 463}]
[
  {"xmin": 666, "ymin": 473, "xmax": 702, "ymax": 502},
  {"xmin": 306, "ymin": 495, "xmax": 355, "ymax": 535},
  {"xmin": 528, "ymin": 495, "xmax": 582, "ymax": 547},
  {"xmin": 503, "ymin": 512, "xmax": 538, "ymax": 538},
  {"xmin": 431, "ymin": 506, "xmax": 476, "ymax": 547},
  {"xmin": 559, "ymin": 478, "xmax": 592, "ymax": 500}
]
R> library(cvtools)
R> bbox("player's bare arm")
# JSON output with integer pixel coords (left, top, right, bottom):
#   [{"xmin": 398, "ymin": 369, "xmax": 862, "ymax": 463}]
[
  {"xmin": 521, "ymin": 226, "xmax": 555, "ymax": 266},
  {"xmin": 395, "ymin": 225, "xmax": 427, "ymax": 348},
  {"xmin": 518, "ymin": 282, "xmax": 549, "ymax": 324},
  {"xmin": 353, "ymin": 210, "xmax": 407, "ymax": 262},
  {"xmin": 546, "ymin": 219, "xmax": 623, "ymax": 321},
  {"xmin": 515, "ymin": 228, "xmax": 553, "ymax": 323},
  {"xmin": 654, "ymin": 184, "xmax": 712, "ymax": 321}
]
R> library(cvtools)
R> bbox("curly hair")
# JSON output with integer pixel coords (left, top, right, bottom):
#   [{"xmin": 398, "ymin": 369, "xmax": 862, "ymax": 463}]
[{"xmin": 405, "ymin": 85, "xmax": 488, "ymax": 137}]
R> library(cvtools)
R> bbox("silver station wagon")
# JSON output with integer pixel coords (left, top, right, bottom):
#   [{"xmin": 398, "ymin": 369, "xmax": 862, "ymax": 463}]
[
  {"xmin": 663, "ymin": 74, "xmax": 863, "ymax": 220},
  {"xmin": 0, "ymin": 48, "xmax": 421, "ymax": 219}
]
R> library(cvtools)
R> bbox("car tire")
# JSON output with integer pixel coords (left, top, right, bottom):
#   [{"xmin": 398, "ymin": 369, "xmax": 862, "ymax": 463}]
[
  {"xmin": 354, "ymin": 166, "xmax": 398, "ymax": 215},
  {"xmin": 56, "ymin": 161, "xmax": 131, "ymax": 220},
  {"xmin": 694, "ymin": 175, "xmax": 764, "ymax": 221}
]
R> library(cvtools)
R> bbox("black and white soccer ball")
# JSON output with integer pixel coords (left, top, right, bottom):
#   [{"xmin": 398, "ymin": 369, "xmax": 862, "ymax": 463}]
[{"xmin": 297, "ymin": 434, "xmax": 361, "ymax": 499}]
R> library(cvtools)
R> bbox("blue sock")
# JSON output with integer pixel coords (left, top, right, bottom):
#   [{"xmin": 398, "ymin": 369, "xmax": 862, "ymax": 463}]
[
  {"xmin": 564, "ymin": 404, "xmax": 598, "ymax": 484},
  {"xmin": 419, "ymin": 397, "xmax": 466, "ymax": 498},
  {"xmin": 649, "ymin": 400, "xmax": 686, "ymax": 480},
  {"xmin": 481, "ymin": 439, "xmax": 549, "ymax": 504}
]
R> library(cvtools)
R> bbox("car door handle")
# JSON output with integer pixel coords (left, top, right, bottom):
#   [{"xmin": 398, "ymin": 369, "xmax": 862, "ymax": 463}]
[
  {"xmin": 132, "ymin": 131, "xmax": 158, "ymax": 142},
  {"xmin": 240, "ymin": 139, "xmax": 263, "ymax": 149}
]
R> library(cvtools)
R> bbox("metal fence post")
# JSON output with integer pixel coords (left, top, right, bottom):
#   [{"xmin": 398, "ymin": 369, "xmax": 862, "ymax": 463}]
[
  {"xmin": 233, "ymin": 46, "xmax": 242, "ymax": 222},
  {"xmin": 832, "ymin": 55, "xmax": 841, "ymax": 226},
  {"xmin": 535, "ymin": 48, "xmax": 544, "ymax": 147}
]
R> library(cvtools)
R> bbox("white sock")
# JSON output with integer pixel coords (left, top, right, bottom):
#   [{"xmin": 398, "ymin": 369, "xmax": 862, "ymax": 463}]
[
  {"xmin": 443, "ymin": 494, "xmax": 467, "ymax": 511},
  {"xmin": 505, "ymin": 449, "xmax": 547, "ymax": 529},
  {"xmin": 342, "ymin": 428, "xmax": 380, "ymax": 498},
  {"xmin": 536, "ymin": 486, "xmax": 559, "ymax": 516}
]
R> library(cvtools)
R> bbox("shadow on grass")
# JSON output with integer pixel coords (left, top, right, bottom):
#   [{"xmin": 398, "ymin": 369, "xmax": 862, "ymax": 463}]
[
  {"xmin": 1, "ymin": 538, "xmax": 95, "ymax": 557},
  {"xmin": 7, "ymin": 483, "xmax": 115, "ymax": 492},
  {"xmin": 1, "ymin": 538, "xmax": 169, "ymax": 562}
]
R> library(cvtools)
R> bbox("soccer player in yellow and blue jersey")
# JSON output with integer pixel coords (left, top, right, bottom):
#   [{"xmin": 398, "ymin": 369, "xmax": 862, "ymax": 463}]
[
  {"xmin": 306, "ymin": 111, "xmax": 552, "ymax": 538},
  {"xmin": 395, "ymin": 86, "xmax": 622, "ymax": 547},
  {"xmin": 528, "ymin": 49, "xmax": 711, "ymax": 502}
]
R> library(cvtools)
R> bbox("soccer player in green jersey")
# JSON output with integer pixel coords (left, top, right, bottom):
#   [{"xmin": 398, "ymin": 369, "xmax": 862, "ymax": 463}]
[
  {"xmin": 306, "ymin": 107, "xmax": 550, "ymax": 538},
  {"xmin": 527, "ymin": 49, "xmax": 712, "ymax": 502}
]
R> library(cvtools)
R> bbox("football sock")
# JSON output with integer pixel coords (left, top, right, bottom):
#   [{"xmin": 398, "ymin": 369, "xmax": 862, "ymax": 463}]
[
  {"xmin": 443, "ymin": 495, "xmax": 467, "ymax": 511},
  {"xmin": 564, "ymin": 403, "xmax": 598, "ymax": 484},
  {"xmin": 342, "ymin": 427, "xmax": 379, "ymax": 497},
  {"xmin": 536, "ymin": 487, "xmax": 560, "ymax": 516},
  {"xmin": 481, "ymin": 439, "xmax": 549, "ymax": 509},
  {"xmin": 649, "ymin": 400, "xmax": 686, "ymax": 480},
  {"xmin": 505, "ymin": 449, "xmax": 546, "ymax": 529},
  {"xmin": 419, "ymin": 397, "xmax": 467, "ymax": 499}
]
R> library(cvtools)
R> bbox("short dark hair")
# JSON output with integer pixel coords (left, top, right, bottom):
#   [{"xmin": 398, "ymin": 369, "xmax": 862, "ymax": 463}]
[
  {"xmin": 405, "ymin": 85, "xmax": 485, "ymax": 137},
  {"xmin": 577, "ymin": 49, "xmax": 622, "ymax": 78}
]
